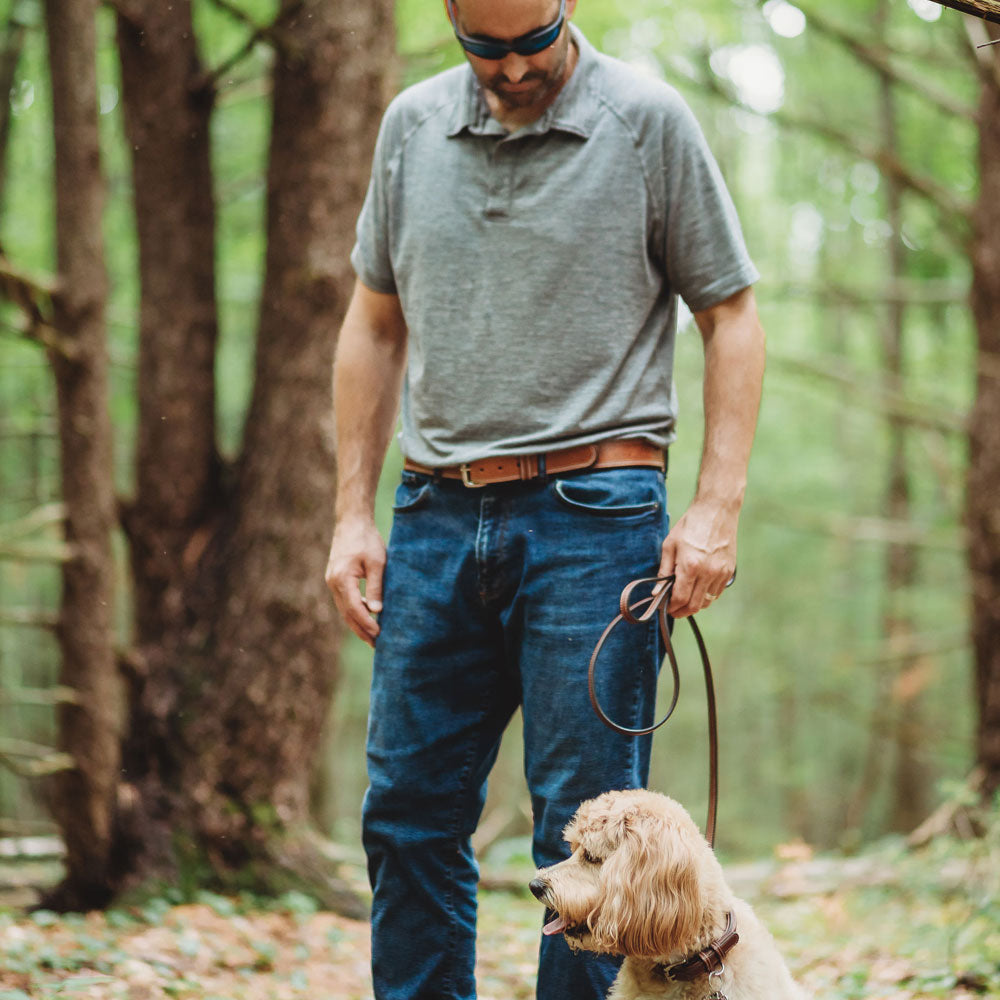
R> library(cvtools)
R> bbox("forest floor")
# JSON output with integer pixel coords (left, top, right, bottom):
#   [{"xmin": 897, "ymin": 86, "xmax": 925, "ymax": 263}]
[{"xmin": 0, "ymin": 824, "xmax": 997, "ymax": 1000}]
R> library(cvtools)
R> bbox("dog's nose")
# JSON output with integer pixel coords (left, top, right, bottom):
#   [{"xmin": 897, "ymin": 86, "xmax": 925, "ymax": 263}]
[{"xmin": 528, "ymin": 877, "xmax": 547, "ymax": 901}]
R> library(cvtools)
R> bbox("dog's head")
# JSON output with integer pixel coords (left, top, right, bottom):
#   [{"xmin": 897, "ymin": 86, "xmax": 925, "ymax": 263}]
[{"xmin": 529, "ymin": 789, "xmax": 720, "ymax": 960}]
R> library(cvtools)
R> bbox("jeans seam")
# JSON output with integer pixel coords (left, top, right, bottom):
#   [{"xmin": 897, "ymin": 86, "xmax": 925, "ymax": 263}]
[
  {"xmin": 441, "ymin": 659, "xmax": 505, "ymax": 998},
  {"xmin": 475, "ymin": 494, "xmax": 490, "ymax": 606}
]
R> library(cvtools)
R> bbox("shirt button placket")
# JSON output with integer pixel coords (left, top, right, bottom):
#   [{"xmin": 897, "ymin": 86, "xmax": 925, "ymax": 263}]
[{"xmin": 484, "ymin": 141, "xmax": 512, "ymax": 220}]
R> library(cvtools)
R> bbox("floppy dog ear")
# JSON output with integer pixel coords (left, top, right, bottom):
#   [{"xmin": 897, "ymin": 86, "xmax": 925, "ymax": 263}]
[{"xmin": 588, "ymin": 810, "xmax": 705, "ymax": 959}]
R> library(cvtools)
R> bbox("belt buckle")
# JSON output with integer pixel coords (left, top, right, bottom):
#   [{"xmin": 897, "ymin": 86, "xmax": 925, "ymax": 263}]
[{"xmin": 459, "ymin": 463, "xmax": 486, "ymax": 488}]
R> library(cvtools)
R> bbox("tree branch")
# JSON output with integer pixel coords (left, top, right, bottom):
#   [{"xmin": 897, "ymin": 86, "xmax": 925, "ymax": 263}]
[
  {"xmin": 855, "ymin": 630, "xmax": 968, "ymax": 665},
  {"xmin": 965, "ymin": 15, "xmax": 1000, "ymax": 85},
  {"xmin": 206, "ymin": 0, "xmax": 260, "ymax": 30},
  {"xmin": 0, "ymin": 609, "xmax": 60, "ymax": 630},
  {"xmin": 791, "ymin": 1, "xmax": 978, "ymax": 119},
  {"xmin": 199, "ymin": 0, "xmax": 305, "ymax": 90},
  {"xmin": 0, "ymin": 258, "xmax": 57, "ymax": 301},
  {"xmin": 0, "ymin": 819, "xmax": 58, "ymax": 837},
  {"xmin": 679, "ymin": 51, "xmax": 975, "ymax": 240},
  {"xmin": 770, "ymin": 350, "xmax": 968, "ymax": 434},
  {"xmin": 102, "ymin": 0, "xmax": 143, "ymax": 31},
  {"xmin": 0, "ymin": 257, "xmax": 78, "ymax": 358},
  {"xmin": 0, "ymin": 541, "xmax": 74, "ymax": 563},
  {"xmin": 0, "ymin": 685, "xmax": 78, "ymax": 706},
  {"xmin": 765, "ymin": 277, "xmax": 968, "ymax": 307},
  {"xmin": 0, "ymin": 502, "xmax": 66, "ymax": 542},
  {"xmin": 0, "ymin": 738, "xmax": 75, "ymax": 779},
  {"xmin": 931, "ymin": 0, "xmax": 1000, "ymax": 24},
  {"xmin": 755, "ymin": 502, "xmax": 965, "ymax": 549}
]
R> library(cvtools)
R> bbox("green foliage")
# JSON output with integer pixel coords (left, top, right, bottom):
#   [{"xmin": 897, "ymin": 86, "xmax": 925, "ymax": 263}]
[{"xmin": 0, "ymin": 0, "xmax": 983, "ymax": 861}]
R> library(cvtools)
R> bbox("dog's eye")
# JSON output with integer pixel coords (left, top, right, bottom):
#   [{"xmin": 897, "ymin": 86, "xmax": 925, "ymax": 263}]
[{"xmin": 581, "ymin": 849, "xmax": 601, "ymax": 865}]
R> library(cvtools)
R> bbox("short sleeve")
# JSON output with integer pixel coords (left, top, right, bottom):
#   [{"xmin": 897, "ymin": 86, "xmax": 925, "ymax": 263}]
[
  {"xmin": 351, "ymin": 107, "xmax": 399, "ymax": 295},
  {"xmin": 659, "ymin": 99, "xmax": 759, "ymax": 313}
]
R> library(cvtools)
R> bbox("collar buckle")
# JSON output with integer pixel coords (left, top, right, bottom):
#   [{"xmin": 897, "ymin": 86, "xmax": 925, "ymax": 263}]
[{"xmin": 662, "ymin": 911, "xmax": 739, "ymax": 984}]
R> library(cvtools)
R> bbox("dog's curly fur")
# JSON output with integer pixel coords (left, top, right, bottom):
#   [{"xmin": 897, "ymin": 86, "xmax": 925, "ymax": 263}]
[{"xmin": 530, "ymin": 789, "xmax": 807, "ymax": 1000}]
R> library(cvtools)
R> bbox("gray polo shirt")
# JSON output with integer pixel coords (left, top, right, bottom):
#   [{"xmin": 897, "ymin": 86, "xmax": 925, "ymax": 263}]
[{"xmin": 351, "ymin": 26, "xmax": 759, "ymax": 468}]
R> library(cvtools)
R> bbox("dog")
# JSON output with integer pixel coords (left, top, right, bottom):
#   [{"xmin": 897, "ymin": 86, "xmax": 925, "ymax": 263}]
[{"xmin": 529, "ymin": 789, "xmax": 806, "ymax": 1000}]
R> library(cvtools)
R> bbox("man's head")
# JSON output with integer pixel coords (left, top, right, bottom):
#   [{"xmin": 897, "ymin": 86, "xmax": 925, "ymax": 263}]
[{"xmin": 445, "ymin": 0, "xmax": 579, "ymax": 120}]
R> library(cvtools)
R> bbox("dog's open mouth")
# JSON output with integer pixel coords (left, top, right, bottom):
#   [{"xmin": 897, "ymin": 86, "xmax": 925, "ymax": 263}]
[{"xmin": 542, "ymin": 912, "xmax": 587, "ymax": 938}]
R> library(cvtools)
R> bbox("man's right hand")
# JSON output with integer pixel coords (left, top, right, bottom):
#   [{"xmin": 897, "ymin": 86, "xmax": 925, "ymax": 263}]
[{"xmin": 325, "ymin": 517, "xmax": 386, "ymax": 647}]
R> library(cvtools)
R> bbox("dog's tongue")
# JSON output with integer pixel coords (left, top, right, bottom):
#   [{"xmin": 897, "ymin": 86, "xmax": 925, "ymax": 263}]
[{"xmin": 542, "ymin": 914, "xmax": 570, "ymax": 936}]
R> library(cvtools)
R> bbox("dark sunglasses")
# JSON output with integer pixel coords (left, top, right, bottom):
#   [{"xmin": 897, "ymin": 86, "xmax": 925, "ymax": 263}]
[{"xmin": 447, "ymin": 0, "xmax": 566, "ymax": 60}]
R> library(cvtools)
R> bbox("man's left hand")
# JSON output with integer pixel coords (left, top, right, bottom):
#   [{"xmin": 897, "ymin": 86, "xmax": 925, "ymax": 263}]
[{"xmin": 656, "ymin": 500, "xmax": 738, "ymax": 618}]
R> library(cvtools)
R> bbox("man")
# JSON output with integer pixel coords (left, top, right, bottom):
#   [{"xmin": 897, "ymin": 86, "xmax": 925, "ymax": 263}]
[{"xmin": 325, "ymin": 0, "xmax": 765, "ymax": 997}]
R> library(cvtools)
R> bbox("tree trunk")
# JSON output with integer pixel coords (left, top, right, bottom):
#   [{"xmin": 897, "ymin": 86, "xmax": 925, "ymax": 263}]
[
  {"xmin": 42, "ymin": 0, "xmax": 120, "ymax": 911},
  {"xmin": 875, "ymin": 12, "xmax": 931, "ymax": 832},
  {"xmin": 0, "ymin": 11, "xmax": 26, "ymax": 210},
  {"xmin": 116, "ymin": 0, "xmax": 221, "ymax": 653},
  {"xmin": 969, "ymin": 28, "xmax": 1000, "ymax": 801},
  {"xmin": 181, "ymin": 0, "xmax": 396, "ymax": 900},
  {"xmin": 113, "ymin": 0, "xmax": 225, "ymax": 886},
  {"xmin": 98, "ymin": 0, "xmax": 393, "ymax": 911}
]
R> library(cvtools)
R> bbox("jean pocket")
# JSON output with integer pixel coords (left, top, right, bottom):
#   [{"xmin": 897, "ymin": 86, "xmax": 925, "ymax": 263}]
[
  {"xmin": 551, "ymin": 470, "xmax": 663, "ymax": 518},
  {"xmin": 392, "ymin": 474, "xmax": 432, "ymax": 513}
]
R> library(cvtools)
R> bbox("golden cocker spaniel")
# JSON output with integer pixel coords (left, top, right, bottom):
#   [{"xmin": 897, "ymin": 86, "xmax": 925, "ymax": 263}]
[{"xmin": 529, "ymin": 789, "xmax": 806, "ymax": 1000}]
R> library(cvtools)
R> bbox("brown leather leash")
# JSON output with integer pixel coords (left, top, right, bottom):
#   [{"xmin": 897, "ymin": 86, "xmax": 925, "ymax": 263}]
[{"xmin": 587, "ymin": 574, "xmax": 720, "ymax": 848}]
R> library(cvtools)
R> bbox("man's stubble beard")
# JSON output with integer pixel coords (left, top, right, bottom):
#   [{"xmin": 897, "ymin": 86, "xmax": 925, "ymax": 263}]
[{"xmin": 484, "ymin": 36, "xmax": 571, "ymax": 110}]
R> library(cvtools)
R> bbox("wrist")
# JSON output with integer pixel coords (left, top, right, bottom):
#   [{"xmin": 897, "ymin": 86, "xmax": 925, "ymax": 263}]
[
  {"xmin": 334, "ymin": 505, "xmax": 377, "ymax": 531},
  {"xmin": 334, "ymin": 473, "xmax": 378, "ymax": 526},
  {"xmin": 691, "ymin": 482, "xmax": 746, "ymax": 514}
]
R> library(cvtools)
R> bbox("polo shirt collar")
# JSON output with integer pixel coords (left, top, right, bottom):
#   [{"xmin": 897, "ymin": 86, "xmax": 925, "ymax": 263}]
[{"xmin": 446, "ymin": 23, "xmax": 600, "ymax": 139}]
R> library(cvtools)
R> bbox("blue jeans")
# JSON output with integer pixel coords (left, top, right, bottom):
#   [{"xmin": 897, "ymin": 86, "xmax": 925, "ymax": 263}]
[{"xmin": 363, "ymin": 466, "xmax": 668, "ymax": 1000}]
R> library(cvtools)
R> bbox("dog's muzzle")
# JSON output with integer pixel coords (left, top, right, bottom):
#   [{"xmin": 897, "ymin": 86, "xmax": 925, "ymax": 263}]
[{"xmin": 529, "ymin": 877, "xmax": 588, "ymax": 939}]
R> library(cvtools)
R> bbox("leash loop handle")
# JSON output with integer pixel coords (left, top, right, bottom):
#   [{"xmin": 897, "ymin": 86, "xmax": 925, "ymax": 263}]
[{"xmin": 587, "ymin": 574, "xmax": 720, "ymax": 848}]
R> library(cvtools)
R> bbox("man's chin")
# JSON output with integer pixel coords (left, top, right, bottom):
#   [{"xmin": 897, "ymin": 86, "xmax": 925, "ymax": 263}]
[{"xmin": 490, "ymin": 80, "xmax": 548, "ymax": 108}]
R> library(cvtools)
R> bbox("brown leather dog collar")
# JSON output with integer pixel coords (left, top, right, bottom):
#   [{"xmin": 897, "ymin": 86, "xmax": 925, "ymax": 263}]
[{"xmin": 659, "ymin": 911, "xmax": 739, "ymax": 982}]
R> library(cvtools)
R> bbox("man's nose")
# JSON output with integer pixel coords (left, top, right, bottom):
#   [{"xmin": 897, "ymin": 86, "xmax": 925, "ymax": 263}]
[
  {"xmin": 529, "ymin": 877, "xmax": 547, "ymax": 900},
  {"xmin": 499, "ymin": 51, "xmax": 530, "ymax": 81}
]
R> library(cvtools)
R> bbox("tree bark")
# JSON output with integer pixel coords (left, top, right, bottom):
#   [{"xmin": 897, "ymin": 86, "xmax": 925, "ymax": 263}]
[
  {"xmin": 930, "ymin": 0, "xmax": 1000, "ymax": 24},
  {"xmin": 182, "ymin": 0, "xmax": 395, "ymax": 891},
  {"xmin": 112, "ymin": 0, "xmax": 224, "ymax": 886},
  {"xmin": 969, "ymin": 28, "xmax": 1000, "ymax": 800},
  {"xmin": 103, "ymin": 0, "xmax": 393, "ymax": 910},
  {"xmin": 116, "ymin": 0, "xmax": 221, "ymax": 651},
  {"xmin": 42, "ymin": 0, "xmax": 120, "ymax": 911},
  {"xmin": 0, "ymin": 11, "xmax": 26, "ymax": 210},
  {"xmin": 874, "ymin": 4, "xmax": 931, "ymax": 832}
]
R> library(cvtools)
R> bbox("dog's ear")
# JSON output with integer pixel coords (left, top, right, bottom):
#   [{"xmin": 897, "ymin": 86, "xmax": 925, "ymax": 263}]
[{"xmin": 587, "ymin": 809, "xmax": 705, "ymax": 959}]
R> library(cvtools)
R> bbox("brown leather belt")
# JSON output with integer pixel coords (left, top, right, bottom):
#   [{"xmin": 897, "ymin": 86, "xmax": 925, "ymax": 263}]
[{"xmin": 403, "ymin": 439, "xmax": 665, "ymax": 488}]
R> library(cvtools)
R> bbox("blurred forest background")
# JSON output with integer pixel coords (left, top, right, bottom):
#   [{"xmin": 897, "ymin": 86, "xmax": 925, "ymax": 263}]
[{"xmin": 0, "ymin": 0, "xmax": 998, "ymax": 917}]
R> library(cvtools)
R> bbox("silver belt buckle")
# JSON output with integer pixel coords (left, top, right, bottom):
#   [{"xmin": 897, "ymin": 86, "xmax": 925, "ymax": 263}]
[{"xmin": 459, "ymin": 463, "xmax": 486, "ymax": 488}]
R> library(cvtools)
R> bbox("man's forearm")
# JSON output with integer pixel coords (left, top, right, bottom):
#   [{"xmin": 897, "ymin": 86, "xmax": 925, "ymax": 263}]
[
  {"xmin": 659, "ymin": 286, "xmax": 764, "ymax": 617},
  {"xmin": 333, "ymin": 286, "xmax": 408, "ymax": 524},
  {"xmin": 694, "ymin": 288, "xmax": 765, "ymax": 514}
]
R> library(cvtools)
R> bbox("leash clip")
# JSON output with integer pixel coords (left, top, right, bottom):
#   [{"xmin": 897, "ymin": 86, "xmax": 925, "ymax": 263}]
[{"xmin": 706, "ymin": 966, "xmax": 728, "ymax": 1000}]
